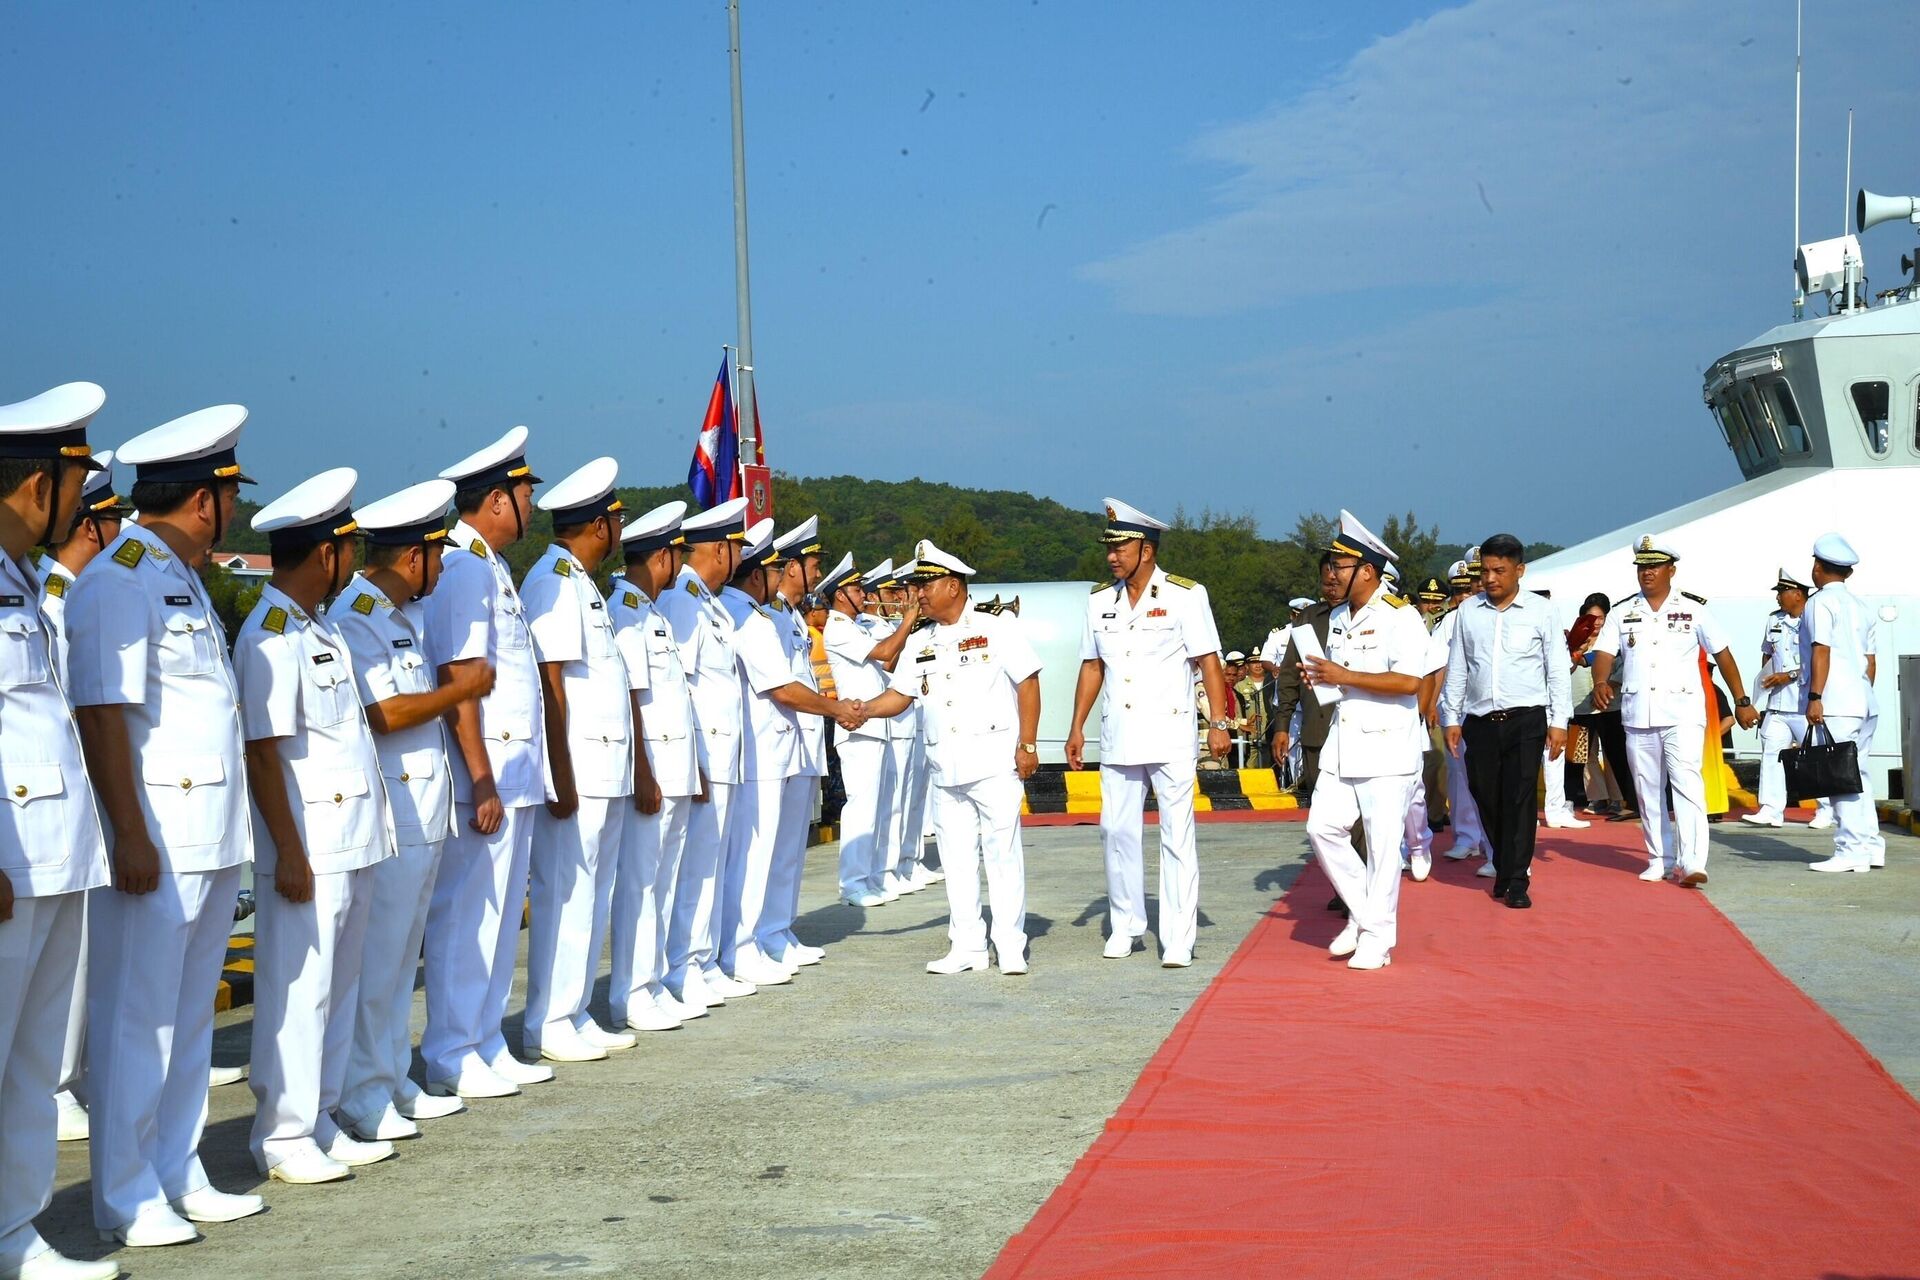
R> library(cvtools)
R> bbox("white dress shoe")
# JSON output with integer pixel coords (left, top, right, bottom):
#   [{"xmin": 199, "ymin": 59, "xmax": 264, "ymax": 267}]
[
  {"xmin": 925, "ymin": 948, "xmax": 990, "ymax": 975},
  {"xmin": 1638, "ymin": 860, "xmax": 1669, "ymax": 882},
  {"xmin": 730, "ymin": 953, "xmax": 795, "ymax": 987},
  {"xmin": 343, "ymin": 1103, "xmax": 419, "ymax": 1142},
  {"xmin": 1808, "ymin": 856, "xmax": 1870, "ymax": 873},
  {"xmin": 624, "ymin": 1001, "xmax": 683, "ymax": 1032},
  {"xmin": 1806, "ymin": 811, "xmax": 1836, "ymax": 830},
  {"xmin": 169, "ymin": 1186, "xmax": 266, "ymax": 1223},
  {"xmin": 878, "ymin": 885, "xmax": 902, "ymax": 903},
  {"xmin": 923, "ymin": 867, "xmax": 946, "ymax": 883},
  {"xmin": 652, "ymin": 985, "xmax": 705, "ymax": 1021},
  {"xmin": 883, "ymin": 872, "xmax": 915, "ymax": 897},
  {"xmin": 1409, "ymin": 851, "xmax": 1432, "ymax": 882},
  {"xmin": 9, "ymin": 1247, "xmax": 121, "ymax": 1279},
  {"xmin": 207, "ymin": 1065, "xmax": 247, "ymax": 1088},
  {"xmin": 998, "ymin": 953, "xmax": 1029, "ymax": 976},
  {"xmin": 425, "ymin": 1062, "xmax": 519, "ymax": 1100},
  {"xmin": 840, "ymin": 892, "xmax": 884, "ymax": 907},
  {"xmin": 672, "ymin": 968, "xmax": 724, "ymax": 1009},
  {"xmin": 1328, "ymin": 921, "xmax": 1360, "ymax": 958},
  {"xmin": 1102, "ymin": 933, "xmax": 1138, "ymax": 959},
  {"xmin": 1475, "ymin": 861, "xmax": 1497, "ymax": 878},
  {"xmin": 1443, "ymin": 842, "xmax": 1475, "ymax": 860},
  {"xmin": 325, "ymin": 1131, "xmax": 395, "ymax": 1167},
  {"xmin": 262, "ymin": 1143, "xmax": 351, "ymax": 1185},
  {"xmin": 1740, "ymin": 810, "xmax": 1783, "ymax": 827},
  {"xmin": 785, "ymin": 941, "xmax": 825, "ymax": 965},
  {"xmin": 907, "ymin": 863, "xmax": 938, "ymax": 888},
  {"xmin": 54, "ymin": 1090, "xmax": 89, "ymax": 1142},
  {"xmin": 100, "ymin": 1207, "xmax": 197, "ymax": 1248},
  {"xmin": 703, "ymin": 970, "xmax": 758, "ymax": 998},
  {"xmin": 1347, "ymin": 937, "xmax": 1392, "ymax": 970},
  {"xmin": 1161, "ymin": 951, "xmax": 1193, "ymax": 968},
  {"xmin": 530, "ymin": 1025, "xmax": 607, "ymax": 1063},
  {"xmin": 395, "ymin": 1082, "xmax": 465, "ymax": 1120},
  {"xmin": 578, "ymin": 1021, "xmax": 638, "ymax": 1051},
  {"xmin": 489, "ymin": 1053, "xmax": 556, "ymax": 1085},
  {"xmin": 1870, "ymin": 851, "xmax": 1886, "ymax": 868}
]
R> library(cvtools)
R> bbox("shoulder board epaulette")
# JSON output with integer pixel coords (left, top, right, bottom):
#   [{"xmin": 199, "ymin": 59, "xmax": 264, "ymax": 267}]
[
  {"xmin": 112, "ymin": 540, "xmax": 146, "ymax": 570},
  {"xmin": 622, "ymin": 590, "xmax": 640, "ymax": 609},
  {"xmin": 684, "ymin": 580, "xmax": 699, "ymax": 597},
  {"xmin": 263, "ymin": 605, "xmax": 288, "ymax": 634},
  {"xmin": 554, "ymin": 558, "xmax": 573, "ymax": 577},
  {"xmin": 468, "ymin": 538, "xmax": 487, "ymax": 556},
  {"xmin": 44, "ymin": 574, "xmax": 66, "ymax": 599},
  {"xmin": 1091, "ymin": 581, "xmax": 1111, "ymax": 594},
  {"xmin": 1681, "ymin": 590, "xmax": 1707, "ymax": 604},
  {"xmin": 1612, "ymin": 594, "xmax": 1638, "ymax": 609},
  {"xmin": 771, "ymin": 597, "xmax": 787, "ymax": 612},
  {"xmin": 1165, "ymin": 574, "xmax": 1197, "ymax": 589},
  {"xmin": 1383, "ymin": 593, "xmax": 1408, "ymax": 608},
  {"xmin": 351, "ymin": 593, "xmax": 376, "ymax": 615}
]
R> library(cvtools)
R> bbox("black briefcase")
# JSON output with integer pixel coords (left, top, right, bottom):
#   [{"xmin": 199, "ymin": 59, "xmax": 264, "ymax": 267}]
[{"xmin": 1780, "ymin": 722, "xmax": 1863, "ymax": 799}]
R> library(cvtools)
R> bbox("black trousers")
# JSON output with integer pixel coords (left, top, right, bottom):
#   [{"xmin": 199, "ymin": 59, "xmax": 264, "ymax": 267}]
[{"xmin": 1462, "ymin": 707, "xmax": 1547, "ymax": 890}]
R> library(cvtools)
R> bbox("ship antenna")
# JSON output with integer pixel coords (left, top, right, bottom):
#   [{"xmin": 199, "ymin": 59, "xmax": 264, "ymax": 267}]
[
  {"xmin": 1843, "ymin": 108, "xmax": 1854, "ymax": 235},
  {"xmin": 1793, "ymin": 0, "xmax": 1804, "ymax": 319}
]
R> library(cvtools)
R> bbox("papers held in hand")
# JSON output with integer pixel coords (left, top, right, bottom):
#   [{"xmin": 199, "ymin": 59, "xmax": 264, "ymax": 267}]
[{"xmin": 1290, "ymin": 625, "xmax": 1342, "ymax": 707}]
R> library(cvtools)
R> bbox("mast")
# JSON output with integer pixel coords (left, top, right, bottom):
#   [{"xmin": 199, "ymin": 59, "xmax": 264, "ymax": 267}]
[
  {"xmin": 1793, "ymin": 0, "xmax": 1803, "ymax": 319},
  {"xmin": 727, "ymin": 0, "xmax": 758, "ymax": 480}
]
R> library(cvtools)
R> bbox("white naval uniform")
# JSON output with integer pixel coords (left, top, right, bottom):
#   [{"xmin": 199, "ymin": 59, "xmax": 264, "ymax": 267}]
[
  {"xmin": 521, "ymin": 544, "xmax": 634, "ymax": 1051},
  {"xmin": 606, "ymin": 581, "xmax": 700, "ymax": 1021},
  {"xmin": 1799, "ymin": 581, "xmax": 1884, "ymax": 867},
  {"xmin": 886, "ymin": 601, "xmax": 1041, "ymax": 961},
  {"xmin": 420, "ymin": 520, "xmax": 547, "ymax": 1082},
  {"xmin": 1754, "ymin": 608, "xmax": 1827, "ymax": 822},
  {"xmin": 1592, "ymin": 591, "xmax": 1728, "ymax": 877},
  {"xmin": 36, "ymin": 559, "xmax": 89, "ymax": 1111},
  {"xmin": 0, "ymin": 552, "xmax": 111, "ymax": 1274},
  {"xmin": 1080, "ymin": 567, "xmax": 1221, "ymax": 960},
  {"xmin": 657, "ymin": 565, "xmax": 743, "ymax": 990},
  {"xmin": 720, "ymin": 588, "xmax": 803, "ymax": 974},
  {"xmin": 871, "ymin": 611, "xmax": 927, "ymax": 889},
  {"xmin": 1402, "ymin": 613, "xmax": 1452, "ymax": 858},
  {"xmin": 823, "ymin": 609, "xmax": 896, "ymax": 897},
  {"xmin": 65, "ymin": 523, "xmax": 252, "ymax": 1230},
  {"xmin": 332, "ymin": 574, "xmax": 456, "ymax": 1129},
  {"xmin": 1304, "ymin": 592, "xmax": 1429, "ymax": 950},
  {"xmin": 1430, "ymin": 606, "xmax": 1488, "ymax": 856},
  {"xmin": 761, "ymin": 597, "xmax": 826, "ymax": 961},
  {"xmin": 235, "ymin": 583, "xmax": 393, "ymax": 1170}
]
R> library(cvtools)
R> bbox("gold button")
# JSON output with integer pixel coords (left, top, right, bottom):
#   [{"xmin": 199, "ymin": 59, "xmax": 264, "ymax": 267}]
[
  {"xmin": 12, "ymin": 784, "xmax": 25, "ymax": 798},
  {"xmin": 399, "ymin": 772, "xmax": 411, "ymax": 782},
  {"xmin": 333, "ymin": 793, "xmax": 344, "ymax": 804},
  {"xmin": 500, "ymin": 730, "xmax": 511, "ymax": 741},
  {"xmin": 181, "ymin": 778, "xmax": 193, "ymax": 791}
]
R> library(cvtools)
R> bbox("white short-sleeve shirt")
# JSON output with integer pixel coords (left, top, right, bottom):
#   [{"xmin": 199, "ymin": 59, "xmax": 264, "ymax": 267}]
[
  {"xmin": 885, "ymin": 600, "xmax": 1040, "ymax": 789},
  {"xmin": 1081, "ymin": 567, "xmax": 1223, "ymax": 766},
  {"xmin": 521, "ymin": 544, "xmax": 634, "ymax": 799},
  {"xmin": 721, "ymin": 588, "xmax": 801, "ymax": 782},
  {"xmin": 1322, "ymin": 593, "xmax": 1429, "ymax": 779},
  {"xmin": 1801, "ymin": 582, "xmax": 1876, "ymax": 718},
  {"xmin": 1592, "ymin": 590, "xmax": 1727, "ymax": 730},
  {"xmin": 608, "ymin": 579, "xmax": 701, "ymax": 798},
  {"xmin": 656, "ymin": 565, "xmax": 743, "ymax": 785}
]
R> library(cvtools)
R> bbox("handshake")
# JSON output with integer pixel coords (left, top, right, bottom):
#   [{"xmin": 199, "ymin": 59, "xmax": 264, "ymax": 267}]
[{"xmin": 831, "ymin": 699, "xmax": 871, "ymax": 732}]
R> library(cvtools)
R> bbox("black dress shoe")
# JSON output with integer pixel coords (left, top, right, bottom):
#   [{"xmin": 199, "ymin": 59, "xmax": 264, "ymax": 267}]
[
  {"xmin": 1326, "ymin": 895, "xmax": 1348, "ymax": 916},
  {"xmin": 1490, "ymin": 880, "xmax": 1510, "ymax": 899},
  {"xmin": 1504, "ymin": 888, "xmax": 1532, "ymax": 909}
]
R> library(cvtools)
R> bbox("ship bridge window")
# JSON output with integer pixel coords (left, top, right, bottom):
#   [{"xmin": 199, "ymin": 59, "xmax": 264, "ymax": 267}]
[
  {"xmin": 1851, "ymin": 381, "xmax": 1891, "ymax": 456},
  {"xmin": 1714, "ymin": 396, "xmax": 1762, "ymax": 471},
  {"xmin": 1763, "ymin": 380, "xmax": 1811, "ymax": 454}
]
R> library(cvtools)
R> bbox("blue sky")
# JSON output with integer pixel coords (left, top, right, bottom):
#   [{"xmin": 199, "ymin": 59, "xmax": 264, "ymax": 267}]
[{"xmin": 4, "ymin": 1, "xmax": 1916, "ymax": 545}]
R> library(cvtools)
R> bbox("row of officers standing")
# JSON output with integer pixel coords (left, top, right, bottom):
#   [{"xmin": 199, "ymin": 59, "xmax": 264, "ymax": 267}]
[{"xmin": 0, "ymin": 382, "xmax": 1243, "ymax": 1279}]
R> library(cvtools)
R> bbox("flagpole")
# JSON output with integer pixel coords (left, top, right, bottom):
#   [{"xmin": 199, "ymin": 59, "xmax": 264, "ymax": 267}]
[{"xmin": 726, "ymin": 0, "xmax": 758, "ymax": 485}]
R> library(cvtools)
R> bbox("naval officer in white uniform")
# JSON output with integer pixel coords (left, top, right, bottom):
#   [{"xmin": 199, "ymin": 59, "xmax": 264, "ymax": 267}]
[
  {"xmin": 1741, "ymin": 567, "xmax": 1831, "ymax": 830},
  {"xmin": 36, "ymin": 447, "xmax": 130, "ymax": 1148},
  {"xmin": 334, "ymin": 480, "xmax": 481, "ymax": 1142},
  {"xmin": 520, "ymin": 458, "xmax": 640, "ymax": 1063},
  {"xmin": 235, "ymin": 469, "xmax": 397, "ymax": 1184},
  {"xmin": 606, "ymin": 502, "xmax": 702, "ymax": 1031},
  {"xmin": 1301, "ymin": 513, "xmax": 1430, "ymax": 972},
  {"xmin": 1590, "ymin": 536, "xmax": 1757, "ymax": 886},
  {"xmin": 1064, "ymin": 498, "xmax": 1228, "ymax": 968},
  {"xmin": 1799, "ymin": 534, "xmax": 1886, "ymax": 874},
  {"xmin": 656, "ymin": 496, "xmax": 755, "ymax": 1009},
  {"xmin": 0, "ymin": 384, "xmax": 120, "ymax": 1280},
  {"xmin": 862, "ymin": 541, "xmax": 1042, "ymax": 976},
  {"xmin": 822, "ymin": 556, "xmax": 914, "ymax": 907},
  {"xmin": 421, "ymin": 426, "xmax": 553, "ymax": 1097},
  {"xmin": 69, "ymin": 405, "xmax": 267, "ymax": 1245},
  {"xmin": 874, "ymin": 568, "xmax": 934, "ymax": 896}
]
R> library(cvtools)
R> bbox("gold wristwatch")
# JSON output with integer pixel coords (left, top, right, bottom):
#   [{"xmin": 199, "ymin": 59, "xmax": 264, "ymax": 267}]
[{"xmin": 1020, "ymin": 743, "xmax": 1038, "ymax": 754}]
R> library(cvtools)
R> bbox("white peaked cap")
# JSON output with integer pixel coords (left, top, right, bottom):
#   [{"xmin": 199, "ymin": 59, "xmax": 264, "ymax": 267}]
[
  {"xmin": 1100, "ymin": 496, "xmax": 1169, "ymax": 542},
  {"xmin": 1630, "ymin": 534, "xmax": 1679, "ymax": 566},
  {"xmin": 356, "ymin": 478, "xmax": 456, "ymax": 546},
  {"xmin": 1328, "ymin": 510, "xmax": 1395, "ymax": 567},
  {"xmin": 119, "ymin": 404, "xmax": 253, "ymax": 484},
  {"xmin": 439, "ymin": 424, "xmax": 541, "ymax": 487},
  {"xmin": 772, "ymin": 515, "xmax": 821, "ymax": 555},
  {"xmin": 536, "ymin": 455, "xmax": 620, "ymax": 523},
  {"xmin": 621, "ymin": 499, "xmax": 688, "ymax": 549},
  {"xmin": 252, "ymin": 467, "xmax": 358, "ymax": 538},
  {"xmin": 817, "ymin": 551, "xmax": 858, "ymax": 597},
  {"xmin": 1447, "ymin": 560, "xmax": 1470, "ymax": 581},
  {"xmin": 0, "ymin": 382, "xmax": 107, "ymax": 471},
  {"xmin": 859, "ymin": 558, "xmax": 895, "ymax": 590},
  {"xmin": 741, "ymin": 517, "xmax": 776, "ymax": 562},
  {"xmin": 910, "ymin": 538, "xmax": 975, "ymax": 578},
  {"xmin": 1812, "ymin": 532, "xmax": 1859, "ymax": 567},
  {"xmin": 680, "ymin": 495, "xmax": 750, "ymax": 544},
  {"xmin": 1287, "ymin": 596, "xmax": 1313, "ymax": 610}
]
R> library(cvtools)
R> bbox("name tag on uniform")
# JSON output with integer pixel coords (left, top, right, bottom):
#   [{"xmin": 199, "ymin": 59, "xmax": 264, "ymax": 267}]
[
  {"xmin": 0, "ymin": 595, "xmax": 22, "ymax": 607},
  {"xmin": 589, "ymin": 601, "xmax": 603, "ymax": 610},
  {"xmin": 915, "ymin": 647, "xmax": 936, "ymax": 663},
  {"xmin": 312, "ymin": 652, "xmax": 336, "ymax": 665},
  {"xmin": 165, "ymin": 595, "xmax": 192, "ymax": 606},
  {"xmin": 392, "ymin": 638, "xmax": 414, "ymax": 649},
  {"xmin": 1100, "ymin": 612, "xmax": 1116, "ymax": 619},
  {"xmin": 653, "ymin": 628, "xmax": 668, "ymax": 638}
]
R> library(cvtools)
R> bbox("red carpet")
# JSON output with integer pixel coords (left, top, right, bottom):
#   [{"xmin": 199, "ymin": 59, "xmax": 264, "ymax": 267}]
[{"xmin": 990, "ymin": 827, "xmax": 1920, "ymax": 1279}]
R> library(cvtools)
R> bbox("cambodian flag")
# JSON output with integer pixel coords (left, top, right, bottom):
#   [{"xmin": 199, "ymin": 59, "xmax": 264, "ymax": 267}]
[{"xmin": 688, "ymin": 356, "xmax": 740, "ymax": 508}]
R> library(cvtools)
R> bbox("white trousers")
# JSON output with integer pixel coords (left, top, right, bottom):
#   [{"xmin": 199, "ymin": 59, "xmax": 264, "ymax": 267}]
[
  {"xmin": 722, "ymin": 775, "xmax": 787, "ymax": 972},
  {"xmin": 249, "ymin": 864, "xmax": 375, "ymax": 1166},
  {"xmin": 1404, "ymin": 777, "xmax": 1430, "ymax": 858},
  {"xmin": 1307, "ymin": 772, "xmax": 1415, "ymax": 947},
  {"xmin": 835, "ymin": 737, "xmax": 894, "ymax": 896},
  {"xmin": 0, "ymin": 890, "xmax": 83, "ymax": 1270},
  {"xmin": 1446, "ymin": 741, "xmax": 1487, "ymax": 851},
  {"xmin": 1755, "ymin": 712, "xmax": 1833, "ymax": 820},
  {"xmin": 1624, "ymin": 724, "xmax": 1708, "ymax": 874},
  {"xmin": 341, "ymin": 837, "xmax": 444, "ymax": 1126},
  {"xmin": 58, "ymin": 899, "xmax": 86, "ymax": 1102},
  {"xmin": 421, "ymin": 802, "xmax": 535, "ymax": 1079},
  {"xmin": 758, "ymin": 774, "xmax": 818, "ymax": 957},
  {"xmin": 87, "ymin": 864, "xmax": 242, "ymax": 1229},
  {"xmin": 932, "ymin": 773, "xmax": 1027, "ymax": 959},
  {"xmin": 609, "ymin": 794, "xmax": 691, "ymax": 1022},
  {"xmin": 1543, "ymin": 742, "xmax": 1572, "ymax": 820},
  {"xmin": 1825, "ymin": 714, "xmax": 1886, "ymax": 865},
  {"xmin": 894, "ymin": 732, "xmax": 932, "ymax": 876},
  {"xmin": 525, "ymin": 797, "xmax": 628, "ymax": 1048},
  {"xmin": 1099, "ymin": 759, "xmax": 1200, "ymax": 958},
  {"xmin": 670, "ymin": 779, "xmax": 735, "ymax": 984}
]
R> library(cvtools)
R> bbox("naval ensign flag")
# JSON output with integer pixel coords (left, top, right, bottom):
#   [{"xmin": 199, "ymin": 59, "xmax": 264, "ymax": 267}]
[{"xmin": 688, "ymin": 355, "xmax": 740, "ymax": 509}]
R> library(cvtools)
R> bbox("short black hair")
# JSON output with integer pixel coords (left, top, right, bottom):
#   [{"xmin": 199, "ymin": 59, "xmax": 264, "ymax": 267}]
[
  {"xmin": 551, "ymin": 519, "xmax": 598, "ymax": 541},
  {"xmin": 1581, "ymin": 591, "xmax": 1610, "ymax": 614},
  {"xmin": 1815, "ymin": 558, "xmax": 1854, "ymax": 580},
  {"xmin": 268, "ymin": 534, "xmax": 354, "ymax": 573},
  {"xmin": 130, "ymin": 478, "xmax": 214, "ymax": 517},
  {"xmin": 365, "ymin": 542, "xmax": 415, "ymax": 569},
  {"xmin": 1480, "ymin": 533, "xmax": 1526, "ymax": 563},
  {"xmin": 0, "ymin": 458, "xmax": 54, "ymax": 501},
  {"xmin": 454, "ymin": 483, "xmax": 504, "ymax": 516}
]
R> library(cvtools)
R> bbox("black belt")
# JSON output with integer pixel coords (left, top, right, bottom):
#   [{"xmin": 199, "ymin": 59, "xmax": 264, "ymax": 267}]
[{"xmin": 1472, "ymin": 705, "xmax": 1545, "ymax": 723}]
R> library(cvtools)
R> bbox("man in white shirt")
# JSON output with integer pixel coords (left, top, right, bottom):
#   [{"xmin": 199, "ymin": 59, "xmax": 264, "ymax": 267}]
[
  {"xmin": 1590, "ymin": 536, "xmax": 1758, "ymax": 886},
  {"xmin": 822, "ymin": 556, "xmax": 916, "ymax": 907},
  {"xmin": 1741, "ymin": 568, "xmax": 1830, "ymax": 830},
  {"xmin": 1799, "ymin": 534, "xmax": 1885, "ymax": 873},
  {"xmin": 1439, "ymin": 534, "xmax": 1573, "ymax": 909}
]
